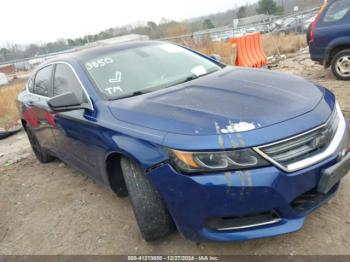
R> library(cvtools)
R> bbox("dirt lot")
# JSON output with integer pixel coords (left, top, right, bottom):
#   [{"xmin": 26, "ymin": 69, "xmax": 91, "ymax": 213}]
[
  {"xmin": 274, "ymin": 49, "xmax": 350, "ymax": 116},
  {"xmin": 1, "ymin": 51, "xmax": 350, "ymax": 255}
]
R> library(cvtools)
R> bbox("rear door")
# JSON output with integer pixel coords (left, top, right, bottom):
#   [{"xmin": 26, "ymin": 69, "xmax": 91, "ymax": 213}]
[
  {"xmin": 23, "ymin": 65, "xmax": 57, "ymax": 153},
  {"xmin": 316, "ymin": 0, "xmax": 350, "ymax": 51}
]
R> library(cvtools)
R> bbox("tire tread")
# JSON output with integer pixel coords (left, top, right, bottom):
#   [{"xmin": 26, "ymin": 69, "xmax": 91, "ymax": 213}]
[{"xmin": 120, "ymin": 157, "xmax": 175, "ymax": 241}]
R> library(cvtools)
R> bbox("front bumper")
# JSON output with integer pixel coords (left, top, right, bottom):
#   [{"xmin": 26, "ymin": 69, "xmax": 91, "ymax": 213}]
[{"xmin": 147, "ymin": 124, "xmax": 349, "ymax": 242}]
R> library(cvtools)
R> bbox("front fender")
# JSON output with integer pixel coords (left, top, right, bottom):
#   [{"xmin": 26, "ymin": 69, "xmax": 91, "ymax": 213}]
[
  {"xmin": 99, "ymin": 134, "xmax": 169, "ymax": 190},
  {"xmin": 110, "ymin": 135, "xmax": 168, "ymax": 170}
]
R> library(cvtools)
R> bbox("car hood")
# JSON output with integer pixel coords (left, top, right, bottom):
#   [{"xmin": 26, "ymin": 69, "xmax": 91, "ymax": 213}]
[{"xmin": 108, "ymin": 67, "xmax": 324, "ymax": 136}]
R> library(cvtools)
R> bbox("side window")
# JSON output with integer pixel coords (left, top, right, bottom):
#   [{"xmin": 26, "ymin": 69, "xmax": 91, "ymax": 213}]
[
  {"xmin": 34, "ymin": 65, "xmax": 53, "ymax": 97},
  {"xmin": 323, "ymin": 0, "xmax": 350, "ymax": 22},
  {"xmin": 53, "ymin": 64, "xmax": 88, "ymax": 103}
]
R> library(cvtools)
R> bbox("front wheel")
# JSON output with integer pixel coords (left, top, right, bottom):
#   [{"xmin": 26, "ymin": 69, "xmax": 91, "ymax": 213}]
[
  {"xmin": 331, "ymin": 49, "xmax": 350, "ymax": 81},
  {"xmin": 25, "ymin": 127, "xmax": 54, "ymax": 163},
  {"xmin": 120, "ymin": 157, "xmax": 176, "ymax": 241}
]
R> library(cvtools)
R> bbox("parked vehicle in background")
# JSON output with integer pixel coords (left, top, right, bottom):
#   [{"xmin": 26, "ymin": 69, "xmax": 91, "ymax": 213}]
[
  {"xmin": 280, "ymin": 17, "xmax": 302, "ymax": 34},
  {"xmin": 274, "ymin": 12, "xmax": 317, "ymax": 35},
  {"xmin": 233, "ymin": 29, "xmax": 245, "ymax": 37},
  {"xmin": 308, "ymin": 0, "xmax": 350, "ymax": 80},
  {"xmin": 245, "ymin": 27, "xmax": 258, "ymax": 34}
]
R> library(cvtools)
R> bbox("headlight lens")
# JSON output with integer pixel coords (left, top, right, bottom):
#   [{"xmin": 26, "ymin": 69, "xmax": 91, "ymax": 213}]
[{"xmin": 169, "ymin": 148, "xmax": 270, "ymax": 173}]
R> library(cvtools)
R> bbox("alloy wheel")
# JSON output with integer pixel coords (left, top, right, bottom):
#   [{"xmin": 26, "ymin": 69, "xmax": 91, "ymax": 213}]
[{"xmin": 335, "ymin": 55, "xmax": 350, "ymax": 77}]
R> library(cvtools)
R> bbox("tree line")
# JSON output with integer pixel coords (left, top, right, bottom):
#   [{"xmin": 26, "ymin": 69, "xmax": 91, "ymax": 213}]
[{"xmin": 0, "ymin": 0, "xmax": 322, "ymax": 63}]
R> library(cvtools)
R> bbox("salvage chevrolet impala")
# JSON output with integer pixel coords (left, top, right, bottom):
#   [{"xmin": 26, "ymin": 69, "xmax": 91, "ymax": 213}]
[{"xmin": 17, "ymin": 41, "xmax": 350, "ymax": 242}]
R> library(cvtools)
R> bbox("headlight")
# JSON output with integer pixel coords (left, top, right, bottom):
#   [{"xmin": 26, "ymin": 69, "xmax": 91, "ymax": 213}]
[{"xmin": 168, "ymin": 148, "xmax": 270, "ymax": 173}]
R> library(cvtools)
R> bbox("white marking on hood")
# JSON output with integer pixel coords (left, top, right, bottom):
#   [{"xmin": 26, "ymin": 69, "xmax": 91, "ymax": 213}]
[{"xmin": 221, "ymin": 122, "xmax": 257, "ymax": 133}]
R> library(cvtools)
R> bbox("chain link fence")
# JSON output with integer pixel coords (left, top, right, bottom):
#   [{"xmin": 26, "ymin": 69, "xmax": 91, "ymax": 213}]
[
  {"xmin": 154, "ymin": 7, "xmax": 321, "ymax": 65},
  {"xmin": 159, "ymin": 7, "xmax": 320, "ymax": 43}
]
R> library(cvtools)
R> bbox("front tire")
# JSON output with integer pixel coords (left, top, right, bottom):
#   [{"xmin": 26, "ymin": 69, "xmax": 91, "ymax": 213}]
[
  {"xmin": 331, "ymin": 49, "xmax": 350, "ymax": 81},
  {"xmin": 120, "ymin": 157, "xmax": 175, "ymax": 241},
  {"xmin": 25, "ymin": 127, "xmax": 54, "ymax": 163}
]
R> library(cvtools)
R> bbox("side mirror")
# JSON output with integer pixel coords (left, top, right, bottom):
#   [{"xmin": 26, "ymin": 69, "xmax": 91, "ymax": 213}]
[
  {"xmin": 48, "ymin": 92, "xmax": 88, "ymax": 112},
  {"xmin": 209, "ymin": 54, "xmax": 222, "ymax": 63}
]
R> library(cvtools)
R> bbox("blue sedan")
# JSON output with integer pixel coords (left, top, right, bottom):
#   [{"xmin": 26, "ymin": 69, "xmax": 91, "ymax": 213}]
[{"xmin": 17, "ymin": 41, "xmax": 350, "ymax": 242}]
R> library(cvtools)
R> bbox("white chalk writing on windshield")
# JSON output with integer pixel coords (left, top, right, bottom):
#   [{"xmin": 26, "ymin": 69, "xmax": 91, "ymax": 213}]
[
  {"xmin": 86, "ymin": 57, "xmax": 114, "ymax": 71},
  {"xmin": 109, "ymin": 71, "xmax": 122, "ymax": 83},
  {"xmin": 105, "ymin": 86, "xmax": 123, "ymax": 95}
]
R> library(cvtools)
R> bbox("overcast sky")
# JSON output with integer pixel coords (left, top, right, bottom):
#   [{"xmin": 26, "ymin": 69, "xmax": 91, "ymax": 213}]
[{"xmin": 1, "ymin": 0, "xmax": 256, "ymax": 46}]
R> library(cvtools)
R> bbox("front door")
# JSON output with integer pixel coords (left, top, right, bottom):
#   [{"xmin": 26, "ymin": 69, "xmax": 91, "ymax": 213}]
[{"xmin": 50, "ymin": 63, "xmax": 102, "ymax": 181}]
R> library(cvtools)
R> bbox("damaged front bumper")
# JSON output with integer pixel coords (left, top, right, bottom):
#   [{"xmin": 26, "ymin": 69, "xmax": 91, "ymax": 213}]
[{"xmin": 147, "ymin": 130, "xmax": 349, "ymax": 242}]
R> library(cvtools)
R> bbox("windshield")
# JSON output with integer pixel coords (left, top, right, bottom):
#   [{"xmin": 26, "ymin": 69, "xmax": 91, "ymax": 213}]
[{"xmin": 83, "ymin": 43, "xmax": 221, "ymax": 99}]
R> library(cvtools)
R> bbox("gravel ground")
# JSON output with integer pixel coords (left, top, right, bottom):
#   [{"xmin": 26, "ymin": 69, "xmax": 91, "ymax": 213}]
[{"xmin": 0, "ymin": 52, "xmax": 350, "ymax": 255}]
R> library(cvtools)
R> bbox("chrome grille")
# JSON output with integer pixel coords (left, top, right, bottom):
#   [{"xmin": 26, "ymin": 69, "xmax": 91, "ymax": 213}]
[{"xmin": 255, "ymin": 107, "xmax": 341, "ymax": 172}]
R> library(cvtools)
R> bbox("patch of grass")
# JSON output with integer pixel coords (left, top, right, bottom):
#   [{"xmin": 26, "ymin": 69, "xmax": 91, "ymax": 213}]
[
  {"xmin": 0, "ymin": 80, "xmax": 26, "ymax": 130},
  {"xmin": 175, "ymin": 33, "xmax": 307, "ymax": 63},
  {"xmin": 262, "ymin": 33, "xmax": 307, "ymax": 57}
]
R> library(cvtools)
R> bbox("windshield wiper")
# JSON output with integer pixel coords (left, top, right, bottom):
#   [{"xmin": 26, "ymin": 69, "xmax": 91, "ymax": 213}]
[
  {"xmin": 116, "ymin": 89, "xmax": 154, "ymax": 99},
  {"xmin": 118, "ymin": 76, "xmax": 199, "ymax": 99},
  {"xmin": 180, "ymin": 75, "xmax": 201, "ymax": 83},
  {"xmin": 115, "ymin": 69, "xmax": 219, "ymax": 100},
  {"xmin": 163, "ymin": 69, "xmax": 219, "ymax": 89}
]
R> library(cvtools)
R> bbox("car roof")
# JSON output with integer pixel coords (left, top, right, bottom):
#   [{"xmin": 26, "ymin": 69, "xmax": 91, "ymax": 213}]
[{"xmin": 43, "ymin": 40, "xmax": 165, "ymax": 66}]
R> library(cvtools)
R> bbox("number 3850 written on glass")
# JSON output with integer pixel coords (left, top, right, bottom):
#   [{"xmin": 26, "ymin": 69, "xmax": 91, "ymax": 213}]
[{"xmin": 86, "ymin": 57, "xmax": 114, "ymax": 70}]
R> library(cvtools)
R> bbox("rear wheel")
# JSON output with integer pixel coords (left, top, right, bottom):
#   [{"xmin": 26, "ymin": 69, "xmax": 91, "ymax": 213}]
[
  {"xmin": 25, "ymin": 127, "xmax": 54, "ymax": 163},
  {"xmin": 120, "ymin": 157, "xmax": 176, "ymax": 241},
  {"xmin": 331, "ymin": 49, "xmax": 350, "ymax": 81}
]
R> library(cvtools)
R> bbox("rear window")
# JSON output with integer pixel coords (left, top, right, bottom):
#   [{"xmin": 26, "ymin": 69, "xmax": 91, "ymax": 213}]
[
  {"xmin": 34, "ymin": 65, "xmax": 53, "ymax": 97},
  {"xmin": 323, "ymin": 0, "xmax": 350, "ymax": 22}
]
